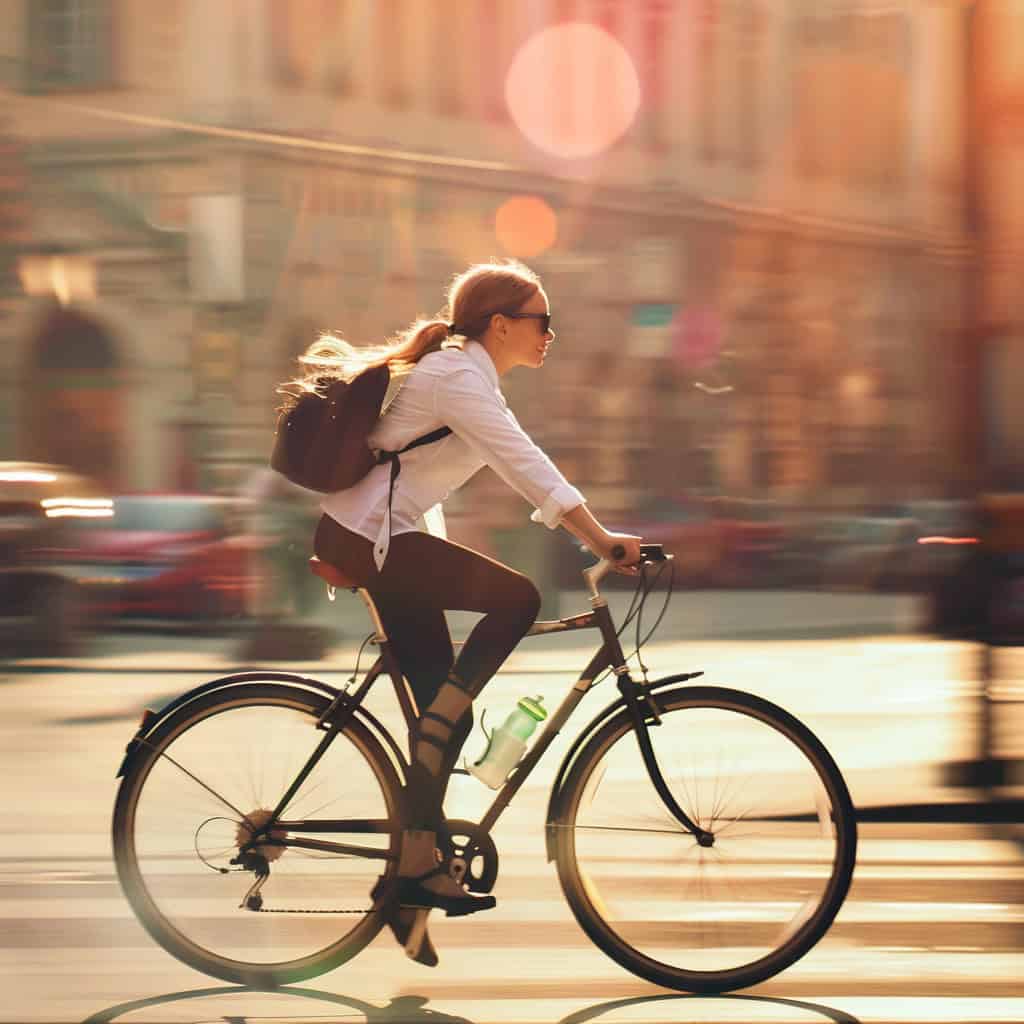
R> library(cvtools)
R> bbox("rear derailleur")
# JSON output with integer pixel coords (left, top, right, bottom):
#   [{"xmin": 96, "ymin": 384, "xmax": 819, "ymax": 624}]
[{"xmin": 231, "ymin": 849, "xmax": 271, "ymax": 910}]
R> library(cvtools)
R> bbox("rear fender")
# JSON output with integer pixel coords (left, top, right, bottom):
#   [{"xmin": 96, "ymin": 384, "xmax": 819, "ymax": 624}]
[
  {"xmin": 115, "ymin": 671, "xmax": 407, "ymax": 780},
  {"xmin": 543, "ymin": 672, "xmax": 702, "ymax": 861}
]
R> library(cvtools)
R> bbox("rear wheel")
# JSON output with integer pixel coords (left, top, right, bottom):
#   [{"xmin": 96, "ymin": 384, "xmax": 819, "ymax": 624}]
[
  {"xmin": 553, "ymin": 685, "xmax": 857, "ymax": 993},
  {"xmin": 112, "ymin": 682, "xmax": 402, "ymax": 986}
]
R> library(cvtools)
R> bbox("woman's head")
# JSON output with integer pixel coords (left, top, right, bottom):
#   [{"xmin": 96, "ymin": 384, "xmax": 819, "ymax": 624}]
[
  {"xmin": 448, "ymin": 261, "xmax": 553, "ymax": 373},
  {"xmin": 447, "ymin": 262, "xmax": 541, "ymax": 337}
]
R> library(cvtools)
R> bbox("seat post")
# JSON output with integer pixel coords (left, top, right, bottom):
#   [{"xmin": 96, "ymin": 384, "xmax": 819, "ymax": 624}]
[{"xmin": 356, "ymin": 587, "xmax": 387, "ymax": 642}]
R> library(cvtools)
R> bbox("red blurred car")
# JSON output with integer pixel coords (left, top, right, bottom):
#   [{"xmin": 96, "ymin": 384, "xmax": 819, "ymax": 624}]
[
  {"xmin": 70, "ymin": 494, "xmax": 264, "ymax": 625},
  {"xmin": 711, "ymin": 498, "xmax": 790, "ymax": 587},
  {"xmin": 626, "ymin": 494, "xmax": 727, "ymax": 587}
]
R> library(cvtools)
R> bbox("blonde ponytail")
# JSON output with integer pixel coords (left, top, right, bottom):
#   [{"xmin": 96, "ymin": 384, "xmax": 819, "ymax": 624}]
[{"xmin": 277, "ymin": 319, "xmax": 456, "ymax": 410}]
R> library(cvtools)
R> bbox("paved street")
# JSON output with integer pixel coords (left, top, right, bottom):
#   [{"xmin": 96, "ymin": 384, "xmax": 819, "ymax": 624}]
[{"xmin": 2, "ymin": 594, "xmax": 1022, "ymax": 1022}]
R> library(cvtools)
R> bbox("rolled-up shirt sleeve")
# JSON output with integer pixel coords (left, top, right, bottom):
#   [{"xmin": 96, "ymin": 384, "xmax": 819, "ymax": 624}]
[{"xmin": 436, "ymin": 368, "xmax": 585, "ymax": 528}]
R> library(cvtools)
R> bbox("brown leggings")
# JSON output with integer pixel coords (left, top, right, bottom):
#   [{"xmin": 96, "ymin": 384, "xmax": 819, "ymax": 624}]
[{"xmin": 314, "ymin": 515, "xmax": 541, "ymax": 829}]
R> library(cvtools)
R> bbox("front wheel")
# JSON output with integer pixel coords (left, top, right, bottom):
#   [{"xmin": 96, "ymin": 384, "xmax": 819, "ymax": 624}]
[
  {"xmin": 553, "ymin": 685, "xmax": 857, "ymax": 993},
  {"xmin": 112, "ymin": 682, "xmax": 403, "ymax": 986}
]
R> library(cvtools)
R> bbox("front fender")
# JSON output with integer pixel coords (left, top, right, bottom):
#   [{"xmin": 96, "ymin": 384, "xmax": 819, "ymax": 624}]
[{"xmin": 543, "ymin": 671, "xmax": 702, "ymax": 861}]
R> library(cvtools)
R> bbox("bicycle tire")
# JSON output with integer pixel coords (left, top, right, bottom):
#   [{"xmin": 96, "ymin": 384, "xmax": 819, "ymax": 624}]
[
  {"xmin": 112, "ymin": 681, "xmax": 403, "ymax": 987},
  {"xmin": 552, "ymin": 685, "xmax": 857, "ymax": 993}
]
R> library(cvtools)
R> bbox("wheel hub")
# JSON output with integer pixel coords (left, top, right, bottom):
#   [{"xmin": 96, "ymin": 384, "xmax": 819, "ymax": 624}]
[{"xmin": 235, "ymin": 808, "xmax": 288, "ymax": 862}]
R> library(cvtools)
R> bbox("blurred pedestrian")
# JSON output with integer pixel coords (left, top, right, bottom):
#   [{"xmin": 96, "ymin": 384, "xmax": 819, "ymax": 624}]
[{"xmin": 240, "ymin": 464, "xmax": 317, "ymax": 620}]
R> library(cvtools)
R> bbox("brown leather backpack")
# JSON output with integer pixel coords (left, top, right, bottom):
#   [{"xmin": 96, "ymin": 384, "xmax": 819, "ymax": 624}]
[{"xmin": 270, "ymin": 363, "xmax": 450, "ymax": 494}]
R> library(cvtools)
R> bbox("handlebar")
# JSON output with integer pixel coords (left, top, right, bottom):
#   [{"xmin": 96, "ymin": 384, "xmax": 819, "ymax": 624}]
[{"xmin": 584, "ymin": 543, "xmax": 669, "ymax": 599}]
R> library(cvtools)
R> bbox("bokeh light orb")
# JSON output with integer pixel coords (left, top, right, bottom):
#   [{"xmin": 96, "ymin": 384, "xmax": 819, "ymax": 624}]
[
  {"xmin": 505, "ymin": 23, "xmax": 641, "ymax": 160},
  {"xmin": 495, "ymin": 195, "xmax": 558, "ymax": 259}
]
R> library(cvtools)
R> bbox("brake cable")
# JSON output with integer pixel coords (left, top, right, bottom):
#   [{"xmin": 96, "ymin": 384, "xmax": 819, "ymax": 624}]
[{"xmin": 592, "ymin": 556, "xmax": 676, "ymax": 687}]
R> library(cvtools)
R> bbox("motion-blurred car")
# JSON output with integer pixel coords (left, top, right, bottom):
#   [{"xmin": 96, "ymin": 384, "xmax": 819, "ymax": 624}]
[
  {"xmin": 770, "ymin": 511, "xmax": 835, "ymax": 588},
  {"xmin": 892, "ymin": 500, "xmax": 975, "ymax": 592},
  {"xmin": 710, "ymin": 498, "xmax": 791, "ymax": 587},
  {"xmin": 0, "ymin": 461, "xmax": 110, "ymax": 655},
  {"xmin": 817, "ymin": 515, "xmax": 920, "ymax": 591},
  {"xmin": 69, "ymin": 494, "xmax": 264, "ymax": 628}
]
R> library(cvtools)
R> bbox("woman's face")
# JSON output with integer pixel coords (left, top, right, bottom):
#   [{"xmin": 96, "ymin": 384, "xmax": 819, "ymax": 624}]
[{"xmin": 501, "ymin": 289, "xmax": 554, "ymax": 371}]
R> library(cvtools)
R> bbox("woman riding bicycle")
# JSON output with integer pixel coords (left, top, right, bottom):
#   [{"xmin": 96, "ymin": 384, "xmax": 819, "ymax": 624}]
[{"xmin": 306, "ymin": 261, "xmax": 642, "ymax": 956}]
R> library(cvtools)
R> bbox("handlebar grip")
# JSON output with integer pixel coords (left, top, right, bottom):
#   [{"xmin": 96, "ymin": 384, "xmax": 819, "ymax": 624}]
[{"xmin": 607, "ymin": 543, "xmax": 667, "ymax": 563}]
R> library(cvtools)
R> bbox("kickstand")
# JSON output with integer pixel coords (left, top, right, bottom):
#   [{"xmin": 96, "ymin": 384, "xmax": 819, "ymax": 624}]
[{"xmin": 404, "ymin": 908, "xmax": 431, "ymax": 959}]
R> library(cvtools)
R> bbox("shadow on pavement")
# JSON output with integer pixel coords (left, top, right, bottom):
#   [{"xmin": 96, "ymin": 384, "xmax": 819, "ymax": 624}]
[
  {"xmin": 81, "ymin": 984, "xmax": 474, "ymax": 1023},
  {"xmin": 81, "ymin": 984, "xmax": 862, "ymax": 1024},
  {"xmin": 559, "ymin": 993, "xmax": 862, "ymax": 1023}
]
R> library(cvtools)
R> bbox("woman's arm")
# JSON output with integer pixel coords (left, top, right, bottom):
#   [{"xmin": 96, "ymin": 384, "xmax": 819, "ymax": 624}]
[
  {"xmin": 434, "ymin": 367, "xmax": 643, "ymax": 569},
  {"xmin": 561, "ymin": 503, "xmax": 643, "ymax": 574},
  {"xmin": 436, "ymin": 368, "xmax": 585, "ymax": 525}
]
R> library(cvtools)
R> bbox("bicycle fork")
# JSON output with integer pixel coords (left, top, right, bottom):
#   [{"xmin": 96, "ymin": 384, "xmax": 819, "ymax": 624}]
[{"xmin": 617, "ymin": 675, "xmax": 715, "ymax": 848}]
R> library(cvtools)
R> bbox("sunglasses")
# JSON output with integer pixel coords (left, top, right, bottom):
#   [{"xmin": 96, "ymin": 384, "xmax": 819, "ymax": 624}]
[{"xmin": 503, "ymin": 312, "xmax": 552, "ymax": 334}]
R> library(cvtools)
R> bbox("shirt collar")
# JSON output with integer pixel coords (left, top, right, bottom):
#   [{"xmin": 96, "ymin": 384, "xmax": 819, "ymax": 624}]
[{"xmin": 464, "ymin": 340, "xmax": 500, "ymax": 389}]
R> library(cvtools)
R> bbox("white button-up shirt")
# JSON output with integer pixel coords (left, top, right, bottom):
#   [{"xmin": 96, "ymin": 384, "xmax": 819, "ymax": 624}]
[{"xmin": 321, "ymin": 341, "xmax": 586, "ymax": 569}]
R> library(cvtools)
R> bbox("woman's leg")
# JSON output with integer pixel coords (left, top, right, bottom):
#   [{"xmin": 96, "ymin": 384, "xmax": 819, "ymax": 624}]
[{"xmin": 378, "ymin": 531, "xmax": 541, "ymax": 800}]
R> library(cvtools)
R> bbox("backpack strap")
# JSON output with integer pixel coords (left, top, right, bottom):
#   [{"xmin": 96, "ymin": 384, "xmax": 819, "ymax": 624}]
[
  {"xmin": 396, "ymin": 426, "xmax": 452, "ymax": 455},
  {"xmin": 376, "ymin": 427, "xmax": 453, "ymax": 558}
]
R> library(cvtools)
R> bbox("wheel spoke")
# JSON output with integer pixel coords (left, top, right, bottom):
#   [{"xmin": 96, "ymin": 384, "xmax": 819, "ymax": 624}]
[
  {"xmin": 147, "ymin": 743, "xmax": 254, "ymax": 826},
  {"xmin": 560, "ymin": 822, "xmax": 693, "ymax": 837}
]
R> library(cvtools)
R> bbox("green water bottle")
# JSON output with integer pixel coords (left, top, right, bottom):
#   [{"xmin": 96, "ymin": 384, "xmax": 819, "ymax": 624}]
[{"xmin": 469, "ymin": 696, "xmax": 547, "ymax": 789}]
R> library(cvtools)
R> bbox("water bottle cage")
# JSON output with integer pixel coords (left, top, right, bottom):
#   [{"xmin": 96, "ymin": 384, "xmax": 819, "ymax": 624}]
[{"xmin": 469, "ymin": 708, "xmax": 495, "ymax": 768}]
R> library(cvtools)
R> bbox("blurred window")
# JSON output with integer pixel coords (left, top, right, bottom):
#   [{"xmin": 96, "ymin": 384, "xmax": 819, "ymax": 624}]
[
  {"xmin": 267, "ymin": 0, "xmax": 351, "ymax": 94},
  {"xmin": 375, "ymin": 0, "xmax": 409, "ymax": 108},
  {"xmin": 82, "ymin": 498, "xmax": 227, "ymax": 534},
  {"xmin": 26, "ymin": 0, "xmax": 114, "ymax": 93},
  {"xmin": 736, "ymin": 2, "xmax": 763, "ymax": 168},
  {"xmin": 791, "ymin": 7, "xmax": 909, "ymax": 187},
  {"xmin": 631, "ymin": 0, "xmax": 672, "ymax": 153},
  {"xmin": 695, "ymin": 0, "xmax": 718, "ymax": 160},
  {"xmin": 480, "ymin": 0, "xmax": 509, "ymax": 122},
  {"xmin": 433, "ymin": 0, "xmax": 462, "ymax": 116}
]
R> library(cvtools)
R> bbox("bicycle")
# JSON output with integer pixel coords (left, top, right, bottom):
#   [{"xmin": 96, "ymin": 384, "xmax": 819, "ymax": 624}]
[{"xmin": 111, "ymin": 543, "xmax": 857, "ymax": 994}]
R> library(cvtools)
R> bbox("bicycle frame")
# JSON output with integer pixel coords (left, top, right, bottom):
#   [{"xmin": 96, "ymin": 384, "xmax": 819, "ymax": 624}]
[{"xmin": 249, "ymin": 552, "xmax": 710, "ymax": 862}]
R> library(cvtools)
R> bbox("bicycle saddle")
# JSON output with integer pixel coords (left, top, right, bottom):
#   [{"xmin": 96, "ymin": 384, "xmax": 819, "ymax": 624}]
[{"xmin": 309, "ymin": 555, "xmax": 360, "ymax": 591}]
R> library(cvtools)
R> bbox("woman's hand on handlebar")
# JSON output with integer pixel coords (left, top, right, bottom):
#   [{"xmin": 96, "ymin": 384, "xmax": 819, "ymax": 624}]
[{"xmin": 602, "ymin": 532, "xmax": 644, "ymax": 575}]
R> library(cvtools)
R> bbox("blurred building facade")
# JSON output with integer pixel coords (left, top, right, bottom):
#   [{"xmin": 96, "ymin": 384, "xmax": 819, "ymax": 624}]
[{"xmin": 0, "ymin": 0, "xmax": 1020, "ymax": 519}]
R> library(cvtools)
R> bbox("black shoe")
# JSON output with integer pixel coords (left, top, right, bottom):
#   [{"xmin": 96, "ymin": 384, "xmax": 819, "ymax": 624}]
[{"xmin": 396, "ymin": 870, "xmax": 496, "ymax": 918}]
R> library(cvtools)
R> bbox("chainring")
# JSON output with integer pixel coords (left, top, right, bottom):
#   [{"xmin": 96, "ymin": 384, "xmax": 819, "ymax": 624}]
[{"xmin": 444, "ymin": 818, "xmax": 499, "ymax": 894}]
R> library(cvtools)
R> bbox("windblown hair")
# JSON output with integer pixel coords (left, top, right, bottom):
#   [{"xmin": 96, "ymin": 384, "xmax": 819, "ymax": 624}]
[{"xmin": 277, "ymin": 260, "xmax": 541, "ymax": 410}]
